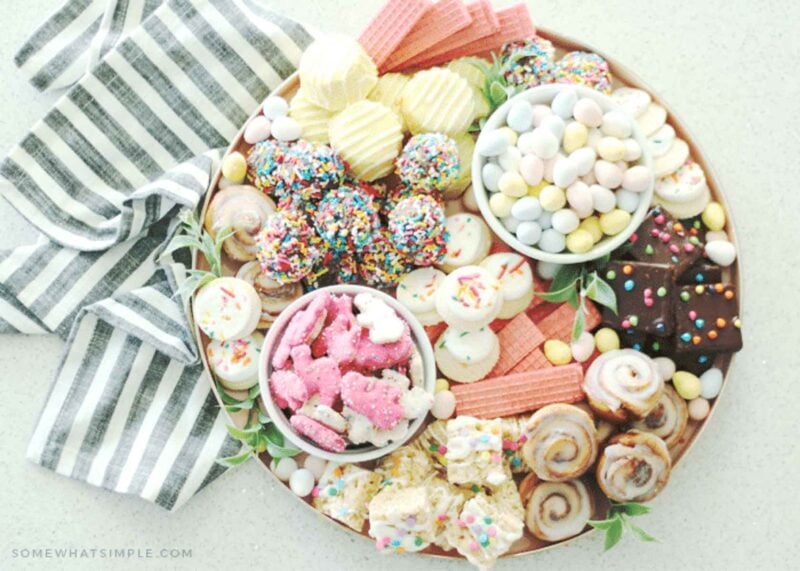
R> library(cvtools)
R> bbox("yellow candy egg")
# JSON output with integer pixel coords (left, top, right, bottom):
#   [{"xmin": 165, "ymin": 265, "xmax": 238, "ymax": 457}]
[
  {"xmin": 221, "ymin": 152, "xmax": 247, "ymax": 183},
  {"xmin": 498, "ymin": 171, "xmax": 528, "ymax": 198},
  {"xmin": 672, "ymin": 371, "xmax": 702, "ymax": 400},
  {"xmin": 497, "ymin": 126, "xmax": 518, "ymax": 146},
  {"xmin": 594, "ymin": 327, "xmax": 620, "ymax": 353},
  {"xmin": 539, "ymin": 185, "xmax": 566, "ymax": 211},
  {"xmin": 566, "ymin": 229, "xmax": 594, "ymax": 253},
  {"xmin": 579, "ymin": 216, "xmax": 603, "ymax": 243},
  {"xmin": 599, "ymin": 209, "xmax": 632, "ymax": 235},
  {"xmin": 563, "ymin": 122, "xmax": 588, "ymax": 153},
  {"xmin": 489, "ymin": 193, "xmax": 516, "ymax": 218},
  {"xmin": 702, "ymin": 201, "xmax": 726, "ymax": 231},
  {"xmin": 597, "ymin": 137, "xmax": 626, "ymax": 162},
  {"xmin": 544, "ymin": 339, "xmax": 572, "ymax": 365},
  {"xmin": 528, "ymin": 180, "xmax": 548, "ymax": 197},
  {"xmin": 435, "ymin": 378, "xmax": 450, "ymax": 393}
]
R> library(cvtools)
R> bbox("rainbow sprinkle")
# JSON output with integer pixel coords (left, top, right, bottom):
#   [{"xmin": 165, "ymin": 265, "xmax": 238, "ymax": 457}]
[
  {"xmin": 501, "ymin": 36, "xmax": 556, "ymax": 88},
  {"xmin": 395, "ymin": 133, "xmax": 460, "ymax": 193},
  {"xmin": 314, "ymin": 182, "xmax": 381, "ymax": 255},
  {"xmin": 255, "ymin": 208, "xmax": 321, "ymax": 284},
  {"xmin": 552, "ymin": 51, "xmax": 613, "ymax": 94},
  {"xmin": 388, "ymin": 195, "xmax": 449, "ymax": 267}
]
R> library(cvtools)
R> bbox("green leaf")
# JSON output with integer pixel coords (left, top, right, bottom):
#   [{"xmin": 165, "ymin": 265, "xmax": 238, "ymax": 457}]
[
  {"xmin": 626, "ymin": 521, "xmax": 657, "ymax": 542},
  {"xmin": 585, "ymin": 272, "xmax": 618, "ymax": 314},
  {"xmin": 588, "ymin": 519, "xmax": 617, "ymax": 531},
  {"xmin": 215, "ymin": 448, "xmax": 252, "ymax": 468},
  {"xmin": 536, "ymin": 282, "xmax": 579, "ymax": 304},
  {"xmin": 604, "ymin": 519, "xmax": 623, "ymax": 551},
  {"xmin": 257, "ymin": 409, "xmax": 271, "ymax": 425},
  {"xmin": 572, "ymin": 307, "xmax": 586, "ymax": 342},
  {"xmin": 617, "ymin": 502, "xmax": 652, "ymax": 517},
  {"xmin": 217, "ymin": 387, "xmax": 246, "ymax": 406},
  {"xmin": 267, "ymin": 442, "xmax": 301, "ymax": 459},
  {"xmin": 489, "ymin": 81, "xmax": 507, "ymax": 106},
  {"xmin": 247, "ymin": 383, "xmax": 261, "ymax": 400},
  {"xmin": 263, "ymin": 422, "xmax": 286, "ymax": 447},
  {"xmin": 226, "ymin": 424, "xmax": 261, "ymax": 447},
  {"xmin": 160, "ymin": 235, "xmax": 202, "ymax": 258},
  {"xmin": 550, "ymin": 264, "xmax": 582, "ymax": 292}
]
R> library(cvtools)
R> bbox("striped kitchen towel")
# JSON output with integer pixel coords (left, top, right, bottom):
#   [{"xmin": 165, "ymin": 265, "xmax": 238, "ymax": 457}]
[{"xmin": 0, "ymin": 0, "xmax": 312, "ymax": 510}]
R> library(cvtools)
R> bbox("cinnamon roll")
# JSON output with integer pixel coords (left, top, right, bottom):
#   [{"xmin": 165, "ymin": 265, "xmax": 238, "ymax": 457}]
[
  {"xmin": 204, "ymin": 185, "xmax": 276, "ymax": 261},
  {"xmin": 629, "ymin": 385, "xmax": 688, "ymax": 448},
  {"xmin": 525, "ymin": 479, "xmax": 592, "ymax": 542},
  {"xmin": 521, "ymin": 404, "xmax": 598, "ymax": 482},
  {"xmin": 574, "ymin": 402, "xmax": 616, "ymax": 445},
  {"xmin": 596, "ymin": 430, "xmax": 671, "ymax": 502},
  {"xmin": 583, "ymin": 349, "xmax": 663, "ymax": 423},
  {"xmin": 236, "ymin": 261, "xmax": 303, "ymax": 328}
]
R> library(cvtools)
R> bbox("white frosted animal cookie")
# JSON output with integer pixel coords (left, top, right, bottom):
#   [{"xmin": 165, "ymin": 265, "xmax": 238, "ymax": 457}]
[
  {"xmin": 435, "ymin": 326, "xmax": 500, "ymax": 383},
  {"xmin": 636, "ymin": 102, "xmax": 667, "ymax": 136},
  {"xmin": 435, "ymin": 266, "xmax": 504, "ymax": 332},
  {"xmin": 611, "ymin": 87, "xmax": 651, "ymax": 118},
  {"xmin": 653, "ymin": 138, "xmax": 690, "ymax": 178},
  {"xmin": 396, "ymin": 267, "xmax": 446, "ymax": 326},
  {"xmin": 479, "ymin": 253, "xmax": 535, "ymax": 319},
  {"xmin": 206, "ymin": 333, "xmax": 263, "ymax": 391},
  {"xmin": 649, "ymin": 123, "xmax": 676, "ymax": 158},
  {"xmin": 438, "ymin": 213, "xmax": 492, "ymax": 273},
  {"xmin": 353, "ymin": 293, "xmax": 404, "ymax": 344},
  {"xmin": 194, "ymin": 277, "xmax": 261, "ymax": 341},
  {"xmin": 654, "ymin": 159, "xmax": 711, "ymax": 218}
]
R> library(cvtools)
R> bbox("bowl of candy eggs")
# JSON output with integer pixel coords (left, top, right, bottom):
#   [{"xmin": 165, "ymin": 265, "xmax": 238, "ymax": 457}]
[
  {"xmin": 259, "ymin": 284, "xmax": 437, "ymax": 463},
  {"xmin": 472, "ymin": 83, "xmax": 655, "ymax": 264}
]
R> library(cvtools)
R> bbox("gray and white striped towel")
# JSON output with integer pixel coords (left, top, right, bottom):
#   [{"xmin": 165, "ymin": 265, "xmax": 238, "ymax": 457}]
[{"xmin": 0, "ymin": 0, "xmax": 313, "ymax": 510}]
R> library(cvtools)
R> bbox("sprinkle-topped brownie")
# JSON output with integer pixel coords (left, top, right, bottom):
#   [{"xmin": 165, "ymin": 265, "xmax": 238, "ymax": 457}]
[
  {"xmin": 601, "ymin": 260, "xmax": 675, "ymax": 337},
  {"xmin": 675, "ymin": 283, "xmax": 743, "ymax": 355},
  {"xmin": 628, "ymin": 206, "xmax": 704, "ymax": 276}
]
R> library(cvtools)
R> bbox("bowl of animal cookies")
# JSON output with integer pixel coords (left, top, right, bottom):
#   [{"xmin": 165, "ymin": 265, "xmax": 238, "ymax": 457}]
[{"xmin": 188, "ymin": 0, "xmax": 744, "ymax": 567}]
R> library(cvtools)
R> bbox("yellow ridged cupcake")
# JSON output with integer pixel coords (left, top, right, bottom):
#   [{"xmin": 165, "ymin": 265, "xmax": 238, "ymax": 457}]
[
  {"xmin": 444, "ymin": 133, "xmax": 475, "ymax": 199},
  {"xmin": 329, "ymin": 100, "xmax": 403, "ymax": 181},
  {"xmin": 368, "ymin": 72, "xmax": 409, "ymax": 131},
  {"xmin": 401, "ymin": 68, "xmax": 476, "ymax": 135},
  {"xmin": 298, "ymin": 34, "xmax": 378, "ymax": 112},
  {"xmin": 288, "ymin": 88, "xmax": 334, "ymax": 143}
]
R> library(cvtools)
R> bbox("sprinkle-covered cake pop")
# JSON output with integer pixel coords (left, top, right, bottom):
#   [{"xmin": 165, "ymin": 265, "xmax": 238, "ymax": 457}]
[
  {"xmin": 501, "ymin": 36, "xmax": 556, "ymax": 88},
  {"xmin": 552, "ymin": 51, "xmax": 613, "ymax": 94},
  {"xmin": 388, "ymin": 195, "xmax": 449, "ymax": 266},
  {"xmin": 276, "ymin": 140, "xmax": 346, "ymax": 202},
  {"xmin": 246, "ymin": 139, "xmax": 288, "ymax": 192},
  {"xmin": 396, "ymin": 133, "xmax": 460, "ymax": 193},
  {"xmin": 314, "ymin": 182, "xmax": 381, "ymax": 255},
  {"xmin": 357, "ymin": 230, "xmax": 413, "ymax": 288},
  {"xmin": 256, "ymin": 209, "xmax": 322, "ymax": 284}
]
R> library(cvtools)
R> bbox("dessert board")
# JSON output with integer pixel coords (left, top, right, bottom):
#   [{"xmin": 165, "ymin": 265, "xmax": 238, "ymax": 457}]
[{"xmin": 190, "ymin": 21, "xmax": 740, "ymax": 567}]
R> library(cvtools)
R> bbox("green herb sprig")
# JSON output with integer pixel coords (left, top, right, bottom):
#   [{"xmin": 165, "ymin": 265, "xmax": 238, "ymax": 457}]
[
  {"xmin": 463, "ymin": 55, "xmax": 523, "ymax": 132},
  {"xmin": 589, "ymin": 502, "xmax": 657, "ymax": 551}
]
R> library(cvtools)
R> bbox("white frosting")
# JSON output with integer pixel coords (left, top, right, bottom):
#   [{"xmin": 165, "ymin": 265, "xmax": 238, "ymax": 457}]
[
  {"xmin": 441, "ymin": 214, "xmax": 490, "ymax": 268},
  {"xmin": 397, "ymin": 267, "xmax": 446, "ymax": 315},
  {"xmin": 525, "ymin": 480, "xmax": 591, "ymax": 542},
  {"xmin": 368, "ymin": 486, "xmax": 432, "ymax": 553},
  {"xmin": 439, "ymin": 326, "xmax": 498, "ymax": 365},
  {"xmin": 299, "ymin": 397, "xmax": 347, "ymax": 433},
  {"xmin": 455, "ymin": 495, "xmax": 524, "ymax": 568},
  {"xmin": 655, "ymin": 159, "xmax": 706, "ymax": 203},
  {"xmin": 206, "ymin": 333, "xmax": 262, "ymax": 391},
  {"xmin": 354, "ymin": 292, "xmax": 404, "ymax": 344},
  {"xmin": 435, "ymin": 266, "xmax": 503, "ymax": 331},
  {"xmin": 445, "ymin": 417, "xmax": 507, "ymax": 487},
  {"xmin": 600, "ymin": 440, "xmax": 669, "ymax": 501},
  {"xmin": 479, "ymin": 253, "xmax": 534, "ymax": 302},
  {"xmin": 583, "ymin": 349, "xmax": 662, "ymax": 414},
  {"xmin": 522, "ymin": 405, "xmax": 597, "ymax": 481},
  {"xmin": 400, "ymin": 386, "xmax": 434, "ymax": 418},
  {"xmin": 193, "ymin": 277, "xmax": 260, "ymax": 341}
]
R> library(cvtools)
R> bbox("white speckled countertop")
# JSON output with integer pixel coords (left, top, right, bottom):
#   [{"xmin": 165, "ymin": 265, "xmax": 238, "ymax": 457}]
[{"xmin": 1, "ymin": 1, "xmax": 798, "ymax": 569}]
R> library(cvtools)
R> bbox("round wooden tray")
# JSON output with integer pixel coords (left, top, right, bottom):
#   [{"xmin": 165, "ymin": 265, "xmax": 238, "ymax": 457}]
[{"xmin": 192, "ymin": 27, "xmax": 741, "ymax": 560}]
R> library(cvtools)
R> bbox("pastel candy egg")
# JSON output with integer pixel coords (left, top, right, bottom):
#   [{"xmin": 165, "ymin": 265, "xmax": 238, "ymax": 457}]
[
  {"xmin": 498, "ymin": 126, "xmax": 518, "ymax": 145},
  {"xmin": 705, "ymin": 240, "xmax": 737, "ymax": 266},
  {"xmin": 579, "ymin": 216, "xmax": 603, "ymax": 243},
  {"xmin": 544, "ymin": 339, "xmax": 572, "ymax": 365},
  {"xmin": 569, "ymin": 147, "xmax": 596, "ymax": 176},
  {"xmin": 540, "ymin": 115, "xmax": 566, "ymax": 140},
  {"xmin": 529, "ymin": 180, "xmax": 548, "ymax": 197},
  {"xmin": 672, "ymin": 371, "xmax": 702, "ymax": 400},
  {"xmin": 528, "ymin": 127, "xmax": 560, "ymax": 159},
  {"xmin": 622, "ymin": 165, "xmax": 655, "ymax": 193},
  {"xmin": 566, "ymin": 181, "xmax": 594, "ymax": 218},
  {"xmin": 573, "ymin": 98, "xmax": 603, "ymax": 127},
  {"xmin": 502, "ymin": 215, "xmax": 521, "ymax": 232},
  {"xmin": 498, "ymin": 146, "xmax": 523, "ymax": 173},
  {"xmin": 623, "ymin": 138, "xmax": 642, "ymax": 161},
  {"xmin": 303, "ymin": 455, "xmax": 327, "ymax": 480},
  {"xmin": 590, "ymin": 184, "xmax": 616, "ymax": 213},
  {"xmin": 543, "ymin": 154, "xmax": 561, "ymax": 183},
  {"xmin": 653, "ymin": 356, "xmax": 677, "ymax": 382},
  {"xmin": 532, "ymin": 104, "xmax": 553, "ymax": 127},
  {"xmin": 705, "ymin": 230, "xmax": 728, "ymax": 243},
  {"xmin": 599, "ymin": 209, "xmax": 631, "ymax": 235},
  {"xmin": 262, "ymin": 96, "xmax": 289, "ymax": 119},
  {"xmin": 538, "ymin": 228, "xmax": 566, "ymax": 252},
  {"xmin": 566, "ymin": 229, "xmax": 594, "ymax": 253},
  {"xmin": 498, "ymin": 171, "xmax": 528, "ymax": 197},
  {"xmin": 586, "ymin": 127, "xmax": 603, "ymax": 150},
  {"xmin": 482, "ymin": 162, "xmax": 504, "ymax": 191},
  {"xmin": 702, "ymin": 201, "xmax": 726, "ymax": 231},
  {"xmin": 537, "ymin": 261, "xmax": 562, "ymax": 280},
  {"xmin": 221, "ymin": 152, "xmax": 247, "ymax": 183},
  {"xmin": 597, "ymin": 137, "xmax": 626, "ymax": 162},
  {"xmin": 538, "ymin": 211, "xmax": 553, "ymax": 229},
  {"xmin": 594, "ymin": 327, "xmax": 620, "ymax": 353},
  {"xmin": 551, "ymin": 209, "xmax": 580, "ymax": 234},
  {"xmin": 477, "ymin": 130, "xmax": 510, "ymax": 157},
  {"xmin": 516, "ymin": 221, "xmax": 543, "ymax": 246},
  {"xmin": 435, "ymin": 378, "xmax": 450, "ymax": 393},
  {"xmin": 271, "ymin": 116, "xmax": 302, "ymax": 141},
  {"xmin": 551, "ymin": 87, "xmax": 578, "ymax": 118},
  {"xmin": 688, "ymin": 398, "xmax": 710, "ymax": 421},
  {"xmin": 581, "ymin": 171, "xmax": 597, "ymax": 185},
  {"xmin": 601, "ymin": 110, "xmax": 633, "ymax": 138},
  {"xmin": 615, "ymin": 189, "xmax": 640, "ymax": 213},
  {"xmin": 520, "ymin": 154, "xmax": 544, "ymax": 186},
  {"xmin": 539, "ymin": 185, "xmax": 566, "ymax": 211},
  {"xmin": 570, "ymin": 331, "xmax": 595, "ymax": 362},
  {"xmin": 270, "ymin": 457, "xmax": 298, "ymax": 481},
  {"xmin": 517, "ymin": 131, "xmax": 538, "ymax": 155},
  {"xmin": 507, "ymin": 99, "xmax": 535, "ymax": 132},
  {"xmin": 563, "ymin": 122, "xmax": 589, "ymax": 153},
  {"xmin": 290, "ymin": 468, "xmax": 316, "ymax": 497},
  {"xmin": 700, "ymin": 368, "xmax": 724, "ymax": 399},
  {"xmin": 432, "ymin": 390, "xmax": 457, "ymax": 419},
  {"xmin": 553, "ymin": 157, "xmax": 578, "ymax": 188},
  {"xmin": 244, "ymin": 115, "xmax": 271, "ymax": 144},
  {"xmin": 594, "ymin": 160, "xmax": 624, "ymax": 189},
  {"xmin": 511, "ymin": 196, "xmax": 542, "ymax": 221},
  {"xmin": 489, "ymin": 192, "xmax": 516, "ymax": 217}
]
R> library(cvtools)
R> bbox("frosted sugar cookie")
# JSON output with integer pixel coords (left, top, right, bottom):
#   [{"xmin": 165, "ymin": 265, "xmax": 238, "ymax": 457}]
[
  {"xmin": 654, "ymin": 159, "xmax": 711, "ymax": 218},
  {"xmin": 206, "ymin": 333, "xmax": 263, "ymax": 391},
  {"xmin": 329, "ymin": 100, "xmax": 403, "ymax": 181},
  {"xmin": 299, "ymin": 34, "xmax": 378, "ymax": 112},
  {"xmin": 438, "ymin": 213, "xmax": 492, "ymax": 273},
  {"xmin": 610, "ymin": 87, "xmax": 651, "ymax": 118},
  {"xmin": 654, "ymin": 138, "xmax": 690, "ymax": 178},
  {"xmin": 401, "ymin": 67, "xmax": 475, "ymax": 135},
  {"xmin": 636, "ymin": 102, "xmax": 667, "ymax": 136},
  {"xmin": 193, "ymin": 277, "xmax": 261, "ymax": 342},
  {"xmin": 479, "ymin": 253, "xmax": 534, "ymax": 319},
  {"xmin": 288, "ymin": 88, "xmax": 334, "ymax": 143},
  {"xmin": 367, "ymin": 72, "xmax": 409, "ymax": 129},
  {"xmin": 434, "ymin": 326, "xmax": 500, "ymax": 383},
  {"xmin": 396, "ymin": 267, "xmax": 446, "ymax": 326},
  {"xmin": 435, "ymin": 266, "xmax": 504, "ymax": 331}
]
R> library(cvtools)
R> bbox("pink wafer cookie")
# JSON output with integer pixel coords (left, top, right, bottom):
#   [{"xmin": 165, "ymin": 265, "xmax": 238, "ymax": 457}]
[
  {"xmin": 509, "ymin": 347, "xmax": 551, "ymax": 373},
  {"xmin": 358, "ymin": 0, "xmax": 432, "ymax": 68},
  {"xmin": 489, "ymin": 312, "xmax": 545, "ymax": 376},
  {"xmin": 341, "ymin": 371, "xmax": 405, "ymax": 430},
  {"xmin": 290, "ymin": 345, "xmax": 342, "ymax": 408},
  {"xmin": 451, "ymin": 364, "xmax": 584, "ymax": 418},
  {"xmin": 273, "ymin": 291, "xmax": 330, "ymax": 369},
  {"xmin": 291, "ymin": 414, "xmax": 347, "ymax": 452},
  {"xmin": 382, "ymin": 0, "xmax": 472, "ymax": 72},
  {"xmin": 537, "ymin": 301, "xmax": 602, "ymax": 342}
]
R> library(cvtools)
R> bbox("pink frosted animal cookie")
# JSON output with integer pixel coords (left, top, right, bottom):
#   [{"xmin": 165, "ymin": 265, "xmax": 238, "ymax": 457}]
[
  {"xmin": 273, "ymin": 291, "xmax": 330, "ymax": 369},
  {"xmin": 290, "ymin": 414, "xmax": 347, "ymax": 453},
  {"xmin": 341, "ymin": 371, "xmax": 405, "ymax": 430},
  {"xmin": 353, "ymin": 324, "xmax": 413, "ymax": 370},
  {"xmin": 269, "ymin": 369, "xmax": 308, "ymax": 411},
  {"xmin": 312, "ymin": 293, "xmax": 360, "ymax": 362},
  {"xmin": 290, "ymin": 345, "xmax": 342, "ymax": 407}
]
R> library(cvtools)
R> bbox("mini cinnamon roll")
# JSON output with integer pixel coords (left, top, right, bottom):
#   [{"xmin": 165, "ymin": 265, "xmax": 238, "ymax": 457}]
[
  {"xmin": 596, "ymin": 430, "xmax": 671, "ymax": 502},
  {"xmin": 204, "ymin": 185, "xmax": 276, "ymax": 261},
  {"xmin": 574, "ymin": 402, "xmax": 616, "ymax": 445},
  {"xmin": 525, "ymin": 479, "xmax": 592, "ymax": 542},
  {"xmin": 236, "ymin": 261, "xmax": 303, "ymax": 328},
  {"xmin": 521, "ymin": 404, "xmax": 598, "ymax": 482},
  {"xmin": 629, "ymin": 385, "xmax": 688, "ymax": 448},
  {"xmin": 583, "ymin": 349, "xmax": 663, "ymax": 423}
]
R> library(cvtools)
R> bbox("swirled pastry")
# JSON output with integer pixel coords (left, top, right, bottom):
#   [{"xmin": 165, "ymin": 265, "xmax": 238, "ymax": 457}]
[
  {"xmin": 574, "ymin": 402, "xmax": 616, "ymax": 445},
  {"xmin": 629, "ymin": 385, "xmax": 688, "ymax": 448},
  {"xmin": 236, "ymin": 261, "xmax": 302, "ymax": 329},
  {"xmin": 596, "ymin": 431, "xmax": 671, "ymax": 502},
  {"xmin": 204, "ymin": 185, "xmax": 276, "ymax": 261},
  {"xmin": 525, "ymin": 479, "xmax": 592, "ymax": 542},
  {"xmin": 521, "ymin": 404, "xmax": 598, "ymax": 482},
  {"xmin": 583, "ymin": 349, "xmax": 664, "ymax": 422}
]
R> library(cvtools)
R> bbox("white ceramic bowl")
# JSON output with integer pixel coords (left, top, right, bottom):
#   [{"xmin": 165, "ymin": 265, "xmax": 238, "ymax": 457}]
[
  {"xmin": 259, "ymin": 284, "xmax": 436, "ymax": 463},
  {"xmin": 472, "ymin": 84, "xmax": 654, "ymax": 264}
]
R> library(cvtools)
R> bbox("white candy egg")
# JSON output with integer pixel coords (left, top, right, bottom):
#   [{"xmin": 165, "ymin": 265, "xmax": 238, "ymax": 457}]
[
  {"xmin": 551, "ymin": 87, "xmax": 578, "ymax": 119},
  {"xmin": 615, "ymin": 189, "xmax": 640, "ymax": 213},
  {"xmin": 537, "ymin": 260, "xmax": 562, "ymax": 280},
  {"xmin": 477, "ymin": 130, "xmax": 510, "ymax": 157},
  {"xmin": 623, "ymin": 138, "xmax": 643, "ymax": 161},
  {"xmin": 569, "ymin": 147, "xmax": 597, "ymax": 176},
  {"xmin": 594, "ymin": 160, "xmax": 624, "ymax": 189},
  {"xmin": 498, "ymin": 146, "xmax": 522, "ymax": 173},
  {"xmin": 601, "ymin": 110, "xmax": 633, "ymax": 138},
  {"xmin": 705, "ymin": 240, "xmax": 737, "ymax": 266},
  {"xmin": 653, "ymin": 357, "xmax": 676, "ymax": 382},
  {"xmin": 528, "ymin": 127, "xmax": 560, "ymax": 159},
  {"xmin": 262, "ymin": 96, "xmax": 289, "ymax": 119},
  {"xmin": 551, "ymin": 209, "xmax": 580, "ymax": 234},
  {"xmin": 573, "ymin": 97, "xmax": 603, "ymax": 127},
  {"xmin": 511, "ymin": 196, "xmax": 542, "ymax": 221},
  {"xmin": 700, "ymin": 368, "xmax": 724, "ymax": 399},
  {"xmin": 482, "ymin": 162, "xmax": 504, "ymax": 192},
  {"xmin": 270, "ymin": 457, "xmax": 298, "ymax": 481},
  {"xmin": 519, "ymin": 154, "xmax": 544, "ymax": 186},
  {"xmin": 566, "ymin": 181, "xmax": 594, "ymax": 218},
  {"xmin": 553, "ymin": 156, "xmax": 578, "ymax": 188},
  {"xmin": 432, "ymin": 390, "xmax": 457, "ymax": 419},
  {"xmin": 622, "ymin": 165, "xmax": 655, "ymax": 193},
  {"xmin": 244, "ymin": 115, "xmax": 271, "ymax": 144},
  {"xmin": 532, "ymin": 104, "xmax": 553, "ymax": 127},
  {"xmin": 538, "ymin": 228, "xmax": 566, "ymax": 253},
  {"xmin": 570, "ymin": 331, "xmax": 595, "ymax": 362},
  {"xmin": 502, "ymin": 215, "xmax": 522, "ymax": 233},
  {"xmin": 289, "ymin": 468, "xmax": 316, "ymax": 497},
  {"xmin": 590, "ymin": 184, "xmax": 616, "ymax": 213},
  {"xmin": 271, "ymin": 116, "xmax": 302, "ymax": 141},
  {"xmin": 538, "ymin": 211, "xmax": 553, "ymax": 229},
  {"xmin": 303, "ymin": 455, "xmax": 328, "ymax": 480},
  {"xmin": 507, "ymin": 100, "xmax": 535, "ymax": 132},
  {"xmin": 540, "ymin": 115, "xmax": 566, "ymax": 140},
  {"xmin": 516, "ymin": 221, "xmax": 543, "ymax": 245}
]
